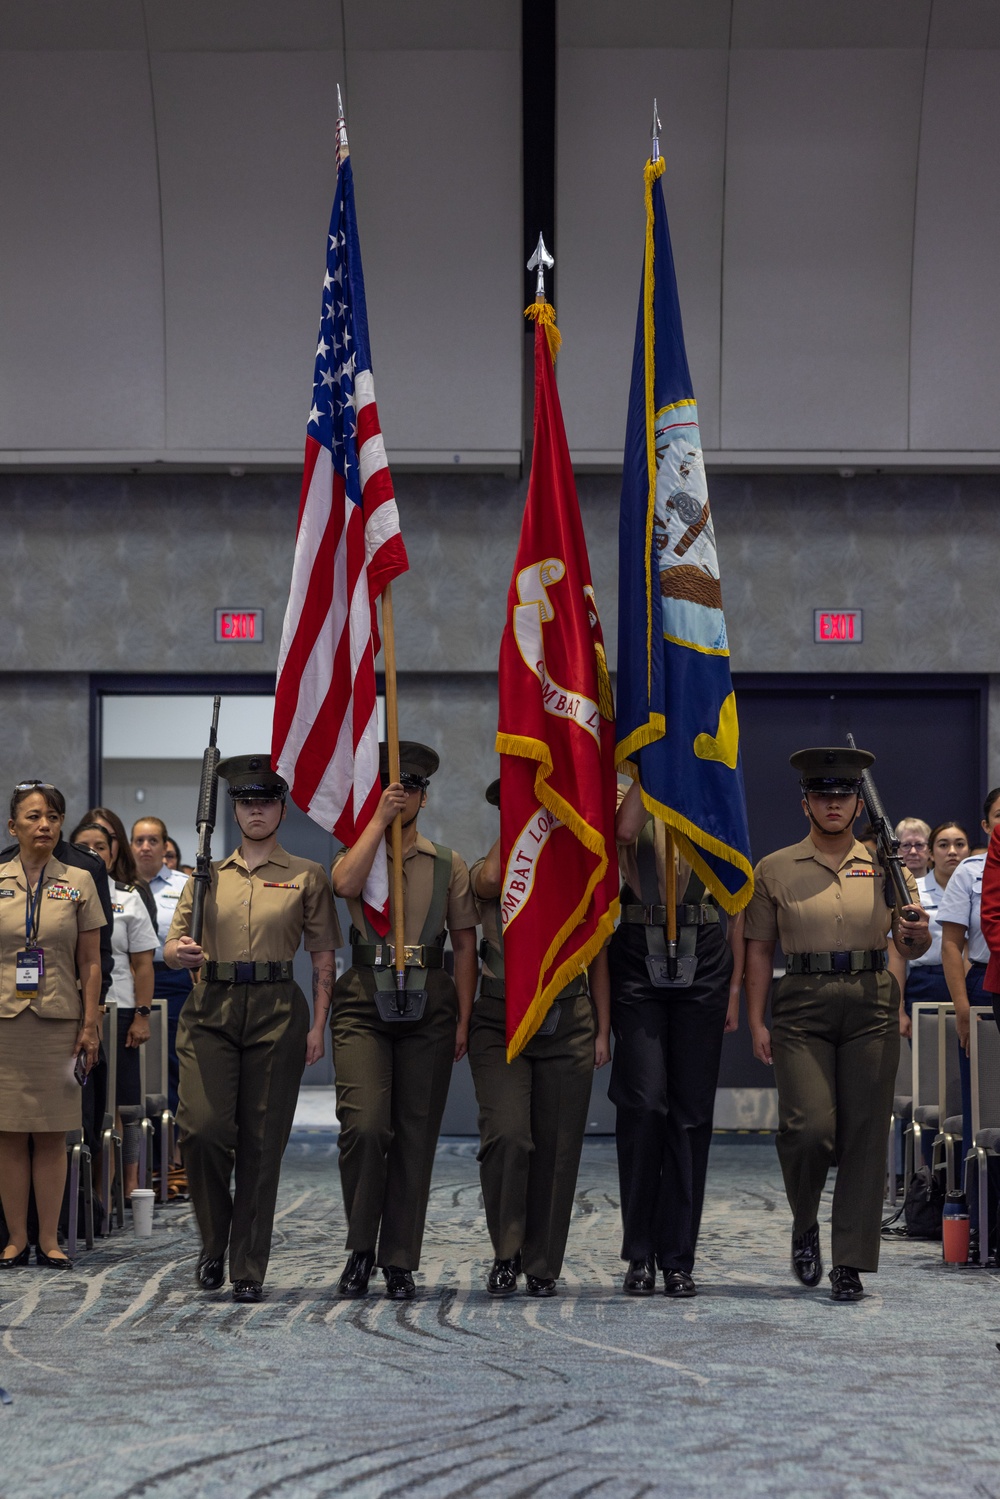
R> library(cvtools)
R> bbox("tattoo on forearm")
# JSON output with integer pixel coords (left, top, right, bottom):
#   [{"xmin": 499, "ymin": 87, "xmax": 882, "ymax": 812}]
[{"xmin": 312, "ymin": 970, "xmax": 333, "ymax": 1001}]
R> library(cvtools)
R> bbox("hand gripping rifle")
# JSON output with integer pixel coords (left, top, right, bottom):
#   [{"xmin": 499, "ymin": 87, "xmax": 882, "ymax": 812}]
[
  {"xmin": 846, "ymin": 732, "xmax": 919, "ymax": 946},
  {"xmin": 189, "ymin": 696, "xmax": 221, "ymax": 946}
]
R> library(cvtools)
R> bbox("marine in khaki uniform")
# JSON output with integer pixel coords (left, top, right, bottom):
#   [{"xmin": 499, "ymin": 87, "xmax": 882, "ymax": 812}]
[
  {"xmin": 165, "ymin": 756, "xmax": 341, "ymax": 1303},
  {"xmin": 743, "ymin": 747, "xmax": 930, "ymax": 1302},
  {"xmin": 469, "ymin": 779, "xmax": 610, "ymax": 1298},
  {"xmin": 331, "ymin": 742, "xmax": 478, "ymax": 1301}
]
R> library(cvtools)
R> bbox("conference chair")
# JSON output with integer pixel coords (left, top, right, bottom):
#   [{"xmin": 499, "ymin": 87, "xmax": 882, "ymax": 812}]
[
  {"xmin": 964, "ymin": 1012, "xmax": 1000, "ymax": 1265},
  {"xmin": 65, "ymin": 1129, "xmax": 95, "ymax": 1258},
  {"xmin": 931, "ymin": 1011, "xmax": 965, "ymax": 1193},
  {"xmin": 905, "ymin": 1003, "xmax": 949, "ymax": 1181},
  {"xmin": 139, "ymin": 999, "xmax": 174, "ymax": 1204},
  {"xmin": 886, "ymin": 1039, "xmax": 913, "ymax": 1206},
  {"xmin": 99, "ymin": 1002, "xmax": 126, "ymax": 1234}
]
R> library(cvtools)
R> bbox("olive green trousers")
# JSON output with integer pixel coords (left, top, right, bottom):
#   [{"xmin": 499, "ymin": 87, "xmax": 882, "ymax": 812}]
[
  {"xmin": 770, "ymin": 969, "xmax": 900, "ymax": 1272},
  {"xmin": 468, "ymin": 993, "xmax": 594, "ymax": 1279},
  {"xmin": 331, "ymin": 968, "xmax": 457, "ymax": 1270},
  {"xmin": 176, "ymin": 979, "xmax": 309, "ymax": 1285}
]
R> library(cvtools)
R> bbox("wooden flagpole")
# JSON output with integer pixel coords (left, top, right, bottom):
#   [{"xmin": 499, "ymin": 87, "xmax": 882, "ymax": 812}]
[{"xmin": 381, "ymin": 583, "xmax": 407, "ymax": 1002}]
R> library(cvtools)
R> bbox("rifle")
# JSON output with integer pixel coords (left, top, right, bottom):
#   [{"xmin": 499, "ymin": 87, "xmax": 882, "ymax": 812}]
[
  {"xmin": 189, "ymin": 696, "xmax": 221, "ymax": 946},
  {"xmin": 846, "ymin": 732, "xmax": 919, "ymax": 945}
]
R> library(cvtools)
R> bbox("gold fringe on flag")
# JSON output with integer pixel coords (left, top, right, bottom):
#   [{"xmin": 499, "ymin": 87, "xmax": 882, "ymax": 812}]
[{"xmin": 524, "ymin": 298, "xmax": 562, "ymax": 360}]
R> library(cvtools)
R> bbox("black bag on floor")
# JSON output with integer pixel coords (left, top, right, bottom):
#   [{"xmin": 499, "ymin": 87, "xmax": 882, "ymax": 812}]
[{"xmin": 904, "ymin": 1165, "xmax": 944, "ymax": 1239}]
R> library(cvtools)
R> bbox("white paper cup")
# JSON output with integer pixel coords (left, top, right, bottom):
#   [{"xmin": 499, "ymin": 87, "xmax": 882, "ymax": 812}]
[{"xmin": 131, "ymin": 1189, "xmax": 154, "ymax": 1237}]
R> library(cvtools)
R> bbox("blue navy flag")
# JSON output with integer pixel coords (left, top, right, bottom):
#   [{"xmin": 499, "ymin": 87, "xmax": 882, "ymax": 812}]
[{"xmin": 615, "ymin": 156, "xmax": 753, "ymax": 912}]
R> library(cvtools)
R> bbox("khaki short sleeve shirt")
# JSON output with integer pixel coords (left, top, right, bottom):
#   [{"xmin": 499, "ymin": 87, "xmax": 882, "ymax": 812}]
[
  {"xmin": 744, "ymin": 836, "xmax": 917, "ymax": 953},
  {"xmin": 167, "ymin": 845, "xmax": 341, "ymax": 962},
  {"xmin": 0, "ymin": 856, "xmax": 106, "ymax": 1019},
  {"xmin": 336, "ymin": 832, "xmax": 478, "ymax": 943}
]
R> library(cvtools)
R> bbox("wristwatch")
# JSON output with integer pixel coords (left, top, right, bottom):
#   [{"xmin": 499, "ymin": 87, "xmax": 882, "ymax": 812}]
[{"xmin": 134, "ymin": 1006, "xmax": 152, "ymax": 1016}]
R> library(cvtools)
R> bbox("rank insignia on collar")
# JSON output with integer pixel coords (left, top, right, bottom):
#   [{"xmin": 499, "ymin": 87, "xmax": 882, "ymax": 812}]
[{"xmin": 263, "ymin": 881, "xmax": 300, "ymax": 889}]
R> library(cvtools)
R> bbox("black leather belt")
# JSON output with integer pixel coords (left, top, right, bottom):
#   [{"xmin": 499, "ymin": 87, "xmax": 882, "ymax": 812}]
[
  {"xmin": 785, "ymin": 950, "xmax": 887, "ymax": 976},
  {"xmin": 203, "ymin": 960, "xmax": 294, "ymax": 983},
  {"xmin": 620, "ymin": 903, "xmax": 719, "ymax": 927},
  {"xmin": 352, "ymin": 942, "xmax": 444, "ymax": 971},
  {"xmin": 479, "ymin": 974, "xmax": 587, "ymax": 1002}
]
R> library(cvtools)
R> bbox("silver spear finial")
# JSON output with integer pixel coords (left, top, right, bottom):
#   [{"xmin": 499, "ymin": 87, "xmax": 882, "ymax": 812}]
[
  {"xmin": 336, "ymin": 84, "xmax": 349, "ymax": 162},
  {"xmin": 527, "ymin": 232, "xmax": 554, "ymax": 302},
  {"xmin": 651, "ymin": 98, "xmax": 661, "ymax": 163}
]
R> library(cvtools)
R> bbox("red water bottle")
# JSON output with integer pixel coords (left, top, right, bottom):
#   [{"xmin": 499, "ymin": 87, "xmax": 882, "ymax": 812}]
[{"xmin": 942, "ymin": 1190, "xmax": 970, "ymax": 1265}]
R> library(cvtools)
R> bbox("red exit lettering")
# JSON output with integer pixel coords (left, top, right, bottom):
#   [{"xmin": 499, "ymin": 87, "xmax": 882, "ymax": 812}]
[
  {"xmin": 814, "ymin": 609, "xmax": 862, "ymax": 644},
  {"xmin": 221, "ymin": 612, "xmax": 255, "ymax": 640}
]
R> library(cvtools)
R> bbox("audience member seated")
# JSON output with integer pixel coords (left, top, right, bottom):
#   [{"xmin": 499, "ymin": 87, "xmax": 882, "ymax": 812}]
[
  {"xmin": 896, "ymin": 818, "xmax": 931, "ymax": 878},
  {"xmin": 82, "ymin": 806, "xmax": 158, "ymax": 928},
  {"xmin": 902, "ymin": 822, "xmax": 970, "ymax": 1016}
]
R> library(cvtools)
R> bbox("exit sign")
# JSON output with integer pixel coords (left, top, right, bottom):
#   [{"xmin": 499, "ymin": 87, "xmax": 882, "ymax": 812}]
[
  {"xmin": 215, "ymin": 608, "xmax": 264, "ymax": 643},
  {"xmin": 814, "ymin": 609, "xmax": 863, "ymax": 644}
]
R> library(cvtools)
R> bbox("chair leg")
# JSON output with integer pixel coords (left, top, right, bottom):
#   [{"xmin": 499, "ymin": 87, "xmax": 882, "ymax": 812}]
[
  {"xmin": 113, "ymin": 1136, "xmax": 125, "ymax": 1229},
  {"xmin": 101, "ymin": 1127, "xmax": 114, "ymax": 1236},
  {"xmin": 66, "ymin": 1143, "xmax": 81, "ymax": 1260},
  {"xmin": 886, "ymin": 1115, "xmax": 897, "ymax": 1206},
  {"xmin": 977, "ymin": 1149, "xmax": 990, "ymax": 1266},
  {"xmin": 158, "ymin": 1113, "xmax": 174, "ymax": 1204},
  {"xmin": 82, "ymin": 1152, "xmax": 95, "ymax": 1251},
  {"xmin": 138, "ymin": 1119, "xmax": 152, "ymax": 1190}
]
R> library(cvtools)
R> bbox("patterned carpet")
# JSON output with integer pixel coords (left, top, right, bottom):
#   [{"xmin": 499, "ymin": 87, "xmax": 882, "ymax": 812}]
[{"xmin": 2, "ymin": 1136, "xmax": 998, "ymax": 1499}]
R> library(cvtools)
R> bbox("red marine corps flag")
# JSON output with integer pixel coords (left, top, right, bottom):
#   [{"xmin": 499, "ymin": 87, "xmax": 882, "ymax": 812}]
[{"xmin": 496, "ymin": 239, "xmax": 619, "ymax": 1059}]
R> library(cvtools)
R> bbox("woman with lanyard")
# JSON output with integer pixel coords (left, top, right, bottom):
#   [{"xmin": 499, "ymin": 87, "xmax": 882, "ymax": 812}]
[
  {"xmin": 0, "ymin": 783, "xmax": 104, "ymax": 1267},
  {"xmin": 938, "ymin": 788, "xmax": 1000, "ymax": 1154},
  {"xmin": 71, "ymin": 819, "xmax": 157, "ymax": 1201}
]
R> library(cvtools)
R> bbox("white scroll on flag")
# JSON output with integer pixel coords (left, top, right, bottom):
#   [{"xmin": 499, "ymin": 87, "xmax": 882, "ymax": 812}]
[{"xmin": 272, "ymin": 103, "xmax": 407, "ymax": 934}]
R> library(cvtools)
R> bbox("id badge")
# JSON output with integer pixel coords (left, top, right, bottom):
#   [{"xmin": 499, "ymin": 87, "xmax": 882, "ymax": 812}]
[{"xmin": 16, "ymin": 947, "xmax": 44, "ymax": 995}]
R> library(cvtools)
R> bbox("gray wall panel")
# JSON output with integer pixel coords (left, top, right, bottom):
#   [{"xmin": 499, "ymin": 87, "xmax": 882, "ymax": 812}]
[
  {"xmin": 0, "ymin": 673, "xmax": 91, "ymax": 830},
  {"xmin": 153, "ymin": 50, "xmax": 342, "ymax": 453},
  {"xmin": 348, "ymin": 48, "xmax": 522, "ymax": 459},
  {"xmin": 721, "ymin": 48, "xmax": 923, "ymax": 451},
  {"xmin": 0, "ymin": 51, "xmax": 164, "ymax": 451},
  {"xmin": 910, "ymin": 50, "xmax": 1000, "ymax": 451},
  {"xmin": 556, "ymin": 47, "xmax": 728, "ymax": 455}
]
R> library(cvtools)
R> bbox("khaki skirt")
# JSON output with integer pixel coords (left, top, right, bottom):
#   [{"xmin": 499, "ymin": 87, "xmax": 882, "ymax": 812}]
[{"xmin": 0, "ymin": 1008, "xmax": 82, "ymax": 1131}]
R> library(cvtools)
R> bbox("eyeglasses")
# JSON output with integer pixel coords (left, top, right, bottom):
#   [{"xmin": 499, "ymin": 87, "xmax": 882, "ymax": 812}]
[
  {"xmin": 14, "ymin": 780, "xmax": 55, "ymax": 793},
  {"xmin": 899, "ymin": 840, "xmax": 928, "ymax": 851}
]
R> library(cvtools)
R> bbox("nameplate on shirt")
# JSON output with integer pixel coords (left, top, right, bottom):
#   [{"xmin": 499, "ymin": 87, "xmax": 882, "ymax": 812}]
[
  {"xmin": 844, "ymin": 869, "xmax": 875, "ymax": 878},
  {"xmin": 162, "ymin": 891, "xmax": 181, "ymax": 900},
  {"xmin": 0, "ymin": 888, "xmax": 13, "ymax": 898},
  {"xmin": 46, "ymin": 886, "xmax": 80, "ymax": 901},
  {"xmin": 263, "ymin": 881, "xmax": 300, "ymax": 889}
]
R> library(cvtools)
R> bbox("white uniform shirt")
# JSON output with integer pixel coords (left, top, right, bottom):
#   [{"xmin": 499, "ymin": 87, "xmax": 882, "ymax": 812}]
[
  {"xmin": 108, "ymin": 882, "xmax": 158, "ymax": 1008},
  {"xmin": 936, "ymin": 854, "xmax": 988, "ymax": 964},
  {"xmin": 913, "ymin": 870, "xmax": 946, "ymax": 967},
  {"xmin": 148, "ymin": 865, "xmax": 190, "ymax": 961}
]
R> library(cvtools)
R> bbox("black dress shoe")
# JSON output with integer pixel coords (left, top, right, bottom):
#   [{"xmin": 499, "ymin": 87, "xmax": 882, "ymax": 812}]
[
  {"xmin": 232, "ymin": 1279, "xmax": 263, "ymax": 1303},
  {"xmin": 337, "ymin": 1249, "xmax": 375, "ymax": 1298},
  {"xmin": 383, "ymin": 1265, "xmax": 415, "ymax": 1301},
  {"xmin": 663, "ymin": 1270, "xmax": 697, "ymax": 1298},
  {"xmin": 35, "ymin": 1248, "xmax": 73, "ymax": 1268},
  {"xmin": 829, "ymin": 1265, "xmax": 864, "ymax": 1302},
  {"xmin": 525, "ymin": 1275, "xmax": 557, "ymax": 1297},
  {"xmin": 622, "ymin": 1257, "xmax": 656, "ymax": 1296},
  {"xmin": 196, "ymin": 1256, "xmax": 225, "ymax": 1291},
  {"xmin": 791, "ymin": 1224, "xmax": 822, "ymax": 1288},
  {"xmin": 487, "ymin": 1256, "xmax": 520, "ymax": 1295},
  {"xmin": 0, "ymin": 1245, "xmax": 31, "ymax": 1268}
]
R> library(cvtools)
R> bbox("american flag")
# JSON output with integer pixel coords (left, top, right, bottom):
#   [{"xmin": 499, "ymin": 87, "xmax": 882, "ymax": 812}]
[{"xmin": 273, "ymin": 104, "xmax": 407, "ymax": 934}]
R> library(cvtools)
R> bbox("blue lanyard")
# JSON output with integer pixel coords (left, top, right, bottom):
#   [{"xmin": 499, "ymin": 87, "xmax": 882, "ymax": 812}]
[{"xmin": 24, "ymin": 864, "xmax": 46, "ymax": 946}]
